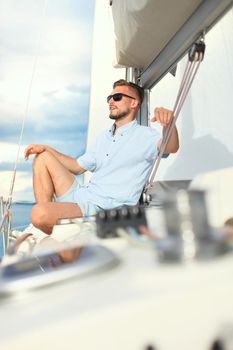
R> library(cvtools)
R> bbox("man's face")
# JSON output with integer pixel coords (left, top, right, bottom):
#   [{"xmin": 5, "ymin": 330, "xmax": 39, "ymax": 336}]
[{"xmin": 108, "ymin": 86, "xmax": 138, "ymax": 120}]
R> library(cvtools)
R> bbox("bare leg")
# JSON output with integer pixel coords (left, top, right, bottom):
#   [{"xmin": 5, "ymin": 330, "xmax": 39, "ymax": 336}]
[
  {"xmin": 30, "ymin": 202, "xmax": 83, "ymax": 234},
  {"xmin": 32, "ymin": 151, "xmax": 75, "ymax": 202},
  {"xmin": 30, "ymin": 152, "xmax": 83, "ymax": 234}
]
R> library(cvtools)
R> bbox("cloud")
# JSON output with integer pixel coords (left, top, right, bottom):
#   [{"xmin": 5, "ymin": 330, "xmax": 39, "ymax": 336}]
[
  {"xmin": 10, "ymin": 84, "xmax": 88, "ymax": 153},
  {"xmin": 0, "ymin": 142, "xmax": 25, "ymax": 162},
  {"xmin": 0, "ymin": 0, "xmax": 94, "ymax": 125},
  {"xmin": 0, "ymin": 1, "xmax": 95, "ymax": 200},
  {"xmin": 0, "ymin": 170, "xmax": 34, "ymax": 202},
  {"xmin": 0, "ymin": 161, "xmax": 31, "ymax": 172},
  {"xmin": 0, "ymin": 0, "xmax": 95, "ymax": 57},
  {"xmin": 49, "ymin": 1, "xmax": 95, "ymax": 24}
]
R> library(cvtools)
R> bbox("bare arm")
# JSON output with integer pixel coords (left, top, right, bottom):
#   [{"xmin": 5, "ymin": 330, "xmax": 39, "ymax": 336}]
[
  {"xmin": 151, "ymin": 107, "xmax": 179, "ymax": 153},
  {"xmin": 24, "ymin": 144, "xmax": 86, "ymax": 175}
]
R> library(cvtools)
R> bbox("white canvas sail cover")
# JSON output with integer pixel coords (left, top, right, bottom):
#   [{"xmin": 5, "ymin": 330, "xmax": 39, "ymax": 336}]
[{"xmin": 111, "ymin": 0, "xmax": 203, "ymax": 69}]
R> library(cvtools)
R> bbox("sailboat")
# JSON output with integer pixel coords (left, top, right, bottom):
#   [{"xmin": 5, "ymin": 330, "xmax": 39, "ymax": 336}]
[{"xmin": 0, "ymin": 1, "xmax": 233, "ymax": 349}]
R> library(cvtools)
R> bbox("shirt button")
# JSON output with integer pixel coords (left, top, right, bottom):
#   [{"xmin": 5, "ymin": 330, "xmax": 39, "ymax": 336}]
[
  {"xmin": 106, "ymin": 154, "xmax": 109, "ymax": 156},
  {"xmin": 113, "ymin": 140, "xmax": 115, "ymax": 142},
  {"xmin": 121, "ymin": 134, "xmax": 123, "ymax": 136}
]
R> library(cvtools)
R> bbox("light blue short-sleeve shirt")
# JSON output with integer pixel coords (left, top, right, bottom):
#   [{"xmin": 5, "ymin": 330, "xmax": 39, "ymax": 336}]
[{"xmin": 76, "ymin": 120, "xmax": 161, "ymax": 209}]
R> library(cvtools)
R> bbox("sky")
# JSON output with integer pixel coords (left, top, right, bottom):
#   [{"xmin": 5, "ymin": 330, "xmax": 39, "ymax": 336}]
[{"xmin": 0, "ymin": 0, "xmax": 95, "ymax": 202}]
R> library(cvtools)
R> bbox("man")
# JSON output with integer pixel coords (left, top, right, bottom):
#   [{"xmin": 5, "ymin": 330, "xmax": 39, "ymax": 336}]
[{"xmin": 25, "ymin": 79, "xmax": 179, "ymax": 234}]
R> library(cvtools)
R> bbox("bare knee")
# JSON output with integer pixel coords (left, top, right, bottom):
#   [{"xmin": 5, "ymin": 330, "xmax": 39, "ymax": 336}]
[
  {"xmin": 30, "ymin": 203, "xmax": 53, "ymax": 234},
  {"xmin": 33, "ymin": 151, "xmax": 53, "ymax": 170}
]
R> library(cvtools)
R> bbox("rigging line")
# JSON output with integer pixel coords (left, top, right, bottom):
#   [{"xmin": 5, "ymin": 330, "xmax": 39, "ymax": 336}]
[
  {"xmin": 172, "ymin": 59, "xmax": 192, "ymax": 114},
  {"xmin": 144, "ymin": 54, "xmax": 203, "ymax": 194},
  {"xmin": 161, "ymin": 52, "xmax": 203, "ymax": 150},
  {"xmin": 7, "ymin": 0, "xmax": 49, "ymax": 205},
  {"xmin": 144, "ymin": 58, "xmax": 192, "ymax": 191},
  {"xmin": 145, "ymin": 67, "xmax": 196, "ymax": 190},
  {"xmin": 0, "ymin": 0, "xmax": 48, "ymax": 236}
]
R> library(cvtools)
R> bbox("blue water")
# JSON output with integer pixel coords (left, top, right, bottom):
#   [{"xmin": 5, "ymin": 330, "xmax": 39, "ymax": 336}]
[
  {"xmin": 11, "ymin": 202, "xmax": 34, "ymax": 229},
  {"xmin": 0, "ymin": 202, "xmax": 34, "ymax": 257}
]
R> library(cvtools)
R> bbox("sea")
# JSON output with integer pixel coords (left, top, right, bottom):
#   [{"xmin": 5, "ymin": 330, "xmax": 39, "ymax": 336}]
[{"xmin": 0, "ymin": 202, "xmax": 34, "ymax": 258}]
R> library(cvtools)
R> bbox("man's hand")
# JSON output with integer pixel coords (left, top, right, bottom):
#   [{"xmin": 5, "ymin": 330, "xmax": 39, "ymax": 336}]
[
  {"xmin": 24, "ymin": 144, "xmax": 47, "ymax": 160},
  {"xmin": 151, "ymin": 107, "xmax": 179, "ymax": 153},
  {"xmin": 151, "ymin": 107, "xmax": 174, "ymax": 126}
]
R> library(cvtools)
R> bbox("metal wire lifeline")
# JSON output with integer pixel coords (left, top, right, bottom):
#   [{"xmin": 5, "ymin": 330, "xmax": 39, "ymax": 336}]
[
  {"xmin": 0, "ymin": 0, "xmax": 48, "ymax": 253},
  {"xmin": 141, "ymin": 39, "xmax": 206, "ymax": 204}
]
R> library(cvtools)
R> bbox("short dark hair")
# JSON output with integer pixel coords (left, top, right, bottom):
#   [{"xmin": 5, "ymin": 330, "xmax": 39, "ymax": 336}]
[{"xmin": 113, "ymin": 79, "xmax": 144, "ymax": 104}]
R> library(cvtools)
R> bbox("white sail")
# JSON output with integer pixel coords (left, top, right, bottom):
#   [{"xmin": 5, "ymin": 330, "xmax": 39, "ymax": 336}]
[{"xmin": 88, "ymin": 1, "xmax": 233, "ymax": 182}]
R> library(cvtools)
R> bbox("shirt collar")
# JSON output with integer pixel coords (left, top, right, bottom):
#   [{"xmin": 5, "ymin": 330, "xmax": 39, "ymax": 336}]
[{"xmin": 109, "ymin": 119, "xmax": 138, "ymax": 136}]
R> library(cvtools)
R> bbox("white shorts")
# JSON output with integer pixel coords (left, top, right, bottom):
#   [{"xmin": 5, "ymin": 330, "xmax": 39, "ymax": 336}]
[{"xmin": 54, "ymin": 178, "xmax": 101, "ymax": 217}]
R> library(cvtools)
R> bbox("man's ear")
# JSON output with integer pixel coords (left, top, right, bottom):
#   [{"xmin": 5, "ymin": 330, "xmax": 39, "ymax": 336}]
[{"xmin": 131, "ymin": 99, "xmax": 140, "ymax": 109}]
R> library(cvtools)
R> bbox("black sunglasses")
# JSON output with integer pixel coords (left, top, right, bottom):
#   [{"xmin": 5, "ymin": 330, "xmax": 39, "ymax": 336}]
[{"xmin": 107, "ymin": 93, "xmax": 136, "ymax": 103}]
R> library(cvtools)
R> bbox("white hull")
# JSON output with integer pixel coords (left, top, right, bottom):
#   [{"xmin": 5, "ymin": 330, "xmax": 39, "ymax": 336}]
[{"xmin": 1, "ymin": 223, "xmax": 233, "ymax": 350}]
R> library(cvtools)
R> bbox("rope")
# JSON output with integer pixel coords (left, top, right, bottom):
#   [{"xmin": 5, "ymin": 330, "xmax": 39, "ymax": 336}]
[
  {"xmin": 0, "ymin": 0, "xmax": 48, "ymax": 247},
  {"xmin": 9, "ymin": 0, "xmax": 48, "ymax": 202},
  {"xmin": 142, "ymin": 41, "xmax": 205, "ymax": 201}
]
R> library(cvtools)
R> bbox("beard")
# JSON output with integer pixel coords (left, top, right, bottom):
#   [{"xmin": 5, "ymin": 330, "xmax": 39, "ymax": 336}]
[{"xmin": 109, "ymin": 107, "xmax": 130, "ymax": 120}]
